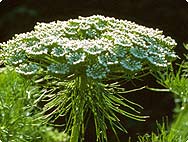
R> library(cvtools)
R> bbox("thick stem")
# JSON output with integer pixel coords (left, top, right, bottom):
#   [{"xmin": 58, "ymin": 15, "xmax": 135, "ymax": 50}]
[{"xmin": 70, "ymin": 76, "xmax": 86, "ymax": 142}]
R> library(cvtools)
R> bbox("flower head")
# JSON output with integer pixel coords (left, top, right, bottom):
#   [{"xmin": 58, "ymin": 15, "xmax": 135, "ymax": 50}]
[{"xmin": 0, "ymin": 15, "xmax": 177, "ymax": 80}]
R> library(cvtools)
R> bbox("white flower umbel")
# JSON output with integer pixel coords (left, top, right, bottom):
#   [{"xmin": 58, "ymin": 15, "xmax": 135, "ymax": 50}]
[
  {"xmin": 0, "ymin": 15, "xmax": 177, "ymax": 142},
  {"xmin": 1, "ymin": 15, "xmax": 177, "ymax": 79}
]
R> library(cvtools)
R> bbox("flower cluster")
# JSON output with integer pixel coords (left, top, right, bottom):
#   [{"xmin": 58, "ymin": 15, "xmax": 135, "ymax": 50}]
[{"xmin": 0, "ymin": 15, "xmax": 177, "ymax": 80}]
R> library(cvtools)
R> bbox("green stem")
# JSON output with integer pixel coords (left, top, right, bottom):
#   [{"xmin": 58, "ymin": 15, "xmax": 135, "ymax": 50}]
[
  {"xmin": 70, "ymin": 118, "xmax": 81, "ymax": 142},
  {"xmin": 171, "ymin": 104, "xmax": 188, "ymax": 130},
  {"xmin": 70, "ymin": 76, "xmax": 86, "ymax": 142}
]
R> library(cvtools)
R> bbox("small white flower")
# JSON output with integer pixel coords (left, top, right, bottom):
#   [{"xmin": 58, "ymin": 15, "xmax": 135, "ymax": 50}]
[
  {"xmin": 109, "ymin": 45, "xmax": 127, "ymax": 58},
  {"xmin": 47, "ymin": 63, "xmax": 69, "ymax": 74},
  {"xmin": 98, "ymin": 53, "xmax": 118, "ymax": 67},
  {"xmin": 86, "ymin": 63, "xmax": 110, "ymax": 79},
  {"xmin": 130, "ymin": 47, "xmax": 148, "ymax": 59},
  {"xmin": 79, "ymin": 21, "xmax": 91, "ymax": 30},
  {"xmin": 147, "ymin": 56, "xmax": 168, "ymax": 67},
  {"xmin": 114, "ymin": 36, "xmax": 132, "ymax": 47},
  {"xmin": 40, "ymin": 36, "xmax": 59, "ymax": 46},
  {"xmin": 6, "ymin": 51, "xmax": 26, "ymax": 65},
  {"xmin": 120, "ymin": 59, "xmax": 142, "ymax": 71},
  {"xmin": 83, "ymin": 41, "xmax": 105, "ymax": 55},
  {"xmin": 51, "ymin": 47, "xmax": 67, "ymax": 57},
  {"xmin": 16, "ymin": 63, "xmax": 40, "ymax": 75},
  {"xmin": 26, "ymin": 45, "xmax": 48, "ymax": 55},
  {"xmin": 66, "ymin": 52, "xmax": 86, "ymax": 65}
]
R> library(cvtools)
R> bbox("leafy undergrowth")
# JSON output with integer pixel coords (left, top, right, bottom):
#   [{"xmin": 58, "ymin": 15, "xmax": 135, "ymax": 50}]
[
  {"xmin": 138, "ymin": 50, "xmax": 188, "ymax": 142},
  {"xmin": 0, "ymin": 68, "xmax": 69, "ymax": 142},
  {"xmin": 138, "ymin": 110, "xmax": 188, "ymax": 142}
]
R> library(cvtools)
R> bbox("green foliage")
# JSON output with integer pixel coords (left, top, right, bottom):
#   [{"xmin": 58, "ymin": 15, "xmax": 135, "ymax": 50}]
[
  {"xmin": 40, "ymin": 77, "xmax": 148, "ymax": 142},
  {"xmin": 0, "ymin": 68, "xmax": 69, "ymax": 142},
  {"xmin": 138, "ymin": 45, "xmax": 188, "ymax": 142},
  {"xmin": 138, "ymin": 112, "xmax": 188, "ymax": 142},
  {"xmin": 43, "ymin": 128, "xmax": 70, "ymax": 142},
  {"xmin": 0, "ymin": 15, "xmax": 177, "ymax": 142},
  {"xmin": 138, "ymin": 120, "xmax": 169, "ymax": 142},
  {"xmin": 154, "ymin": 65, "xmax": 188, "ymax": 110},
  {"xmin": 148, "ymin": 45, "xmax": 188, "ymax": 110}
]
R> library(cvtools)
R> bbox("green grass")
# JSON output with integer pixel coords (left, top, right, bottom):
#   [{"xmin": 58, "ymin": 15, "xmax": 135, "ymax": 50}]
[
  {"xmin": 138, "ymin": 108, "xmax": 188, "ymax": 142},
  {"xmin": 0, "ymin": 68, "xmax": 69, "ymax": 142}
]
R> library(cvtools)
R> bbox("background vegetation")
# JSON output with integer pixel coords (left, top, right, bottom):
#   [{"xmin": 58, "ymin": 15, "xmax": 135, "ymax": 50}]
[
  {"xmin": 138, "ymin": 46, "xmax": 188, "ymax": 142},
  {"xmin": 0, "ymin": 68, "xmax": 69, "ymax": 142}
]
